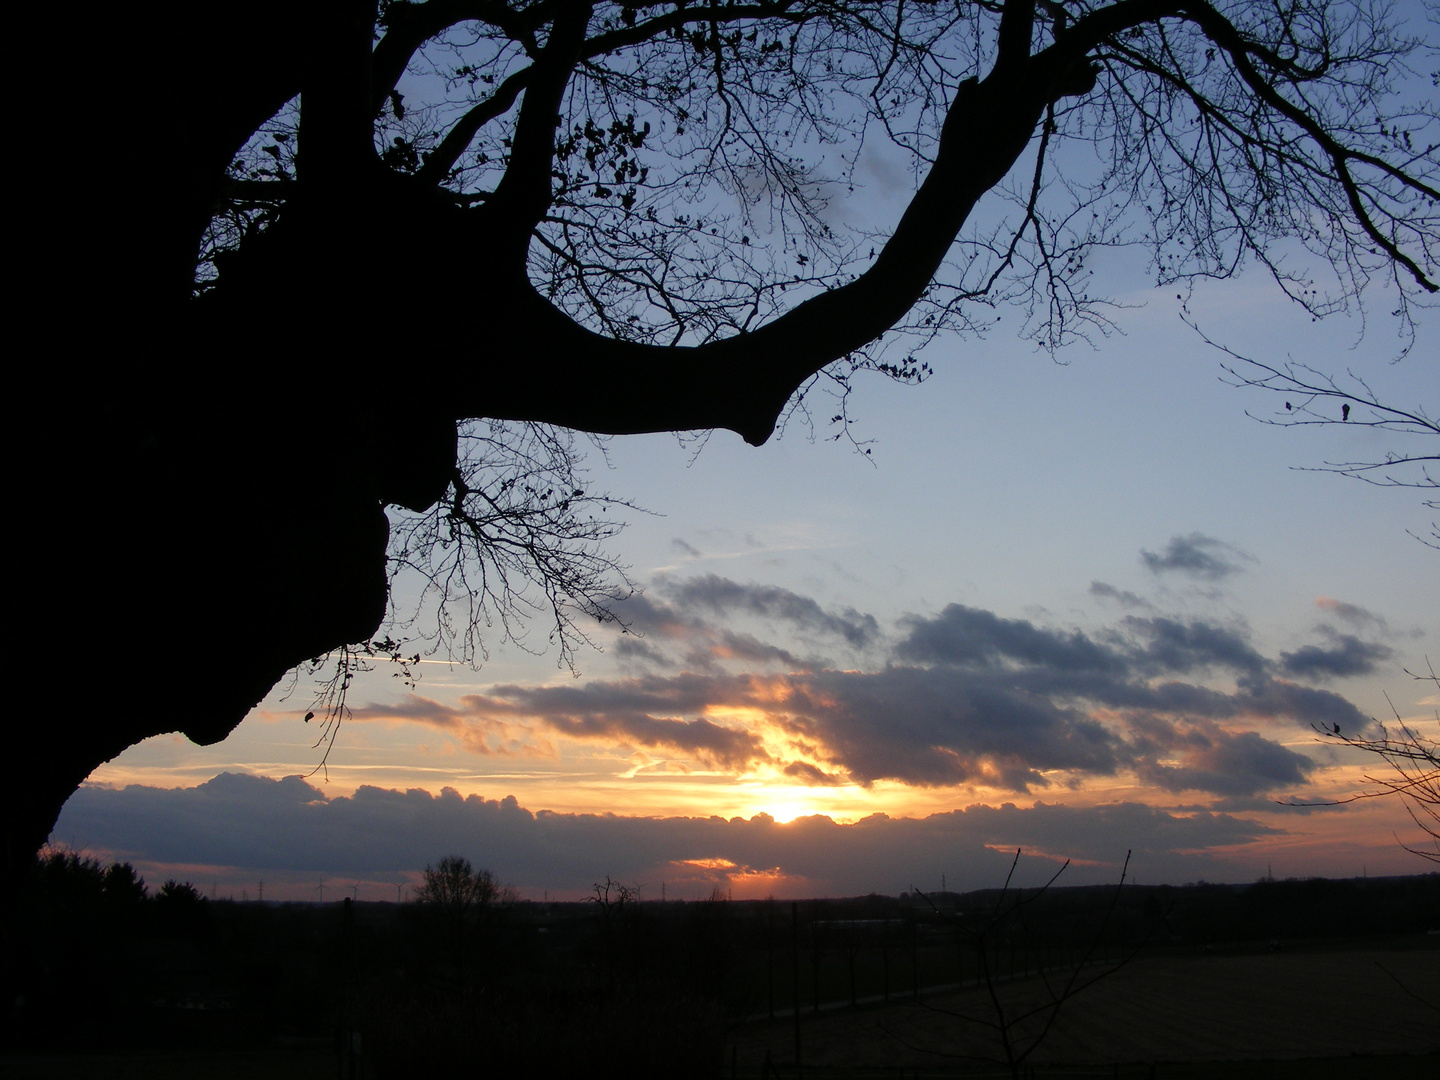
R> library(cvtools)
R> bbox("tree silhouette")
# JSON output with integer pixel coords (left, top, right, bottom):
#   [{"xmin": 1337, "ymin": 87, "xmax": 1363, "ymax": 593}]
[
  {"xmin": 417, "ymin": 855, "xmax": 503, "ymax": 910},
  {"xmin": 102, "ymin": 861, "xmax": 150, "ymax": 908},
  {"xmin": 415, "ymin": 855, "xmax": 511, "ymax": 990},
  {"xmin": 12, "ymin": 0, "xmax": 1437, "ymax": 886}
]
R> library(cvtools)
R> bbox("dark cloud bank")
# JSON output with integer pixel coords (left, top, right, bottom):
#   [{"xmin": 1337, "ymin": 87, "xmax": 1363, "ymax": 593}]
[{"xmin": 57, "ymin": 773, "xmax": 1278, "ymax": 899}]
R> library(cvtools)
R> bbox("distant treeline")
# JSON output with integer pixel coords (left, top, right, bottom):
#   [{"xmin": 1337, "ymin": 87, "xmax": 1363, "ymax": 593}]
[{"xmin": 914, "ymin": 871, "xmax": 1440, "ymax": 947}]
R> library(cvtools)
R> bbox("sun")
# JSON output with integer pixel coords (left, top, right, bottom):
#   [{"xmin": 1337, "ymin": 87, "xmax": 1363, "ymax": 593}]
[
  {"xmin": 730, "ymin": 778, "xmax": 820, "ymax": 823},
  {"xmin": 765, "ymin": 799, "xmax": 813, "ymax": 824}
]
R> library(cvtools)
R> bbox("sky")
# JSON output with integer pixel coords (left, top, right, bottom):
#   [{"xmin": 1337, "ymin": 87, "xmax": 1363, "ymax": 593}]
[
  {"xmin": 52, "ymin": 4, "xmax": 1440, "ymax": 903},
  {"xmin": 55, "ymin": 267, "xmax": 1437, "ymax": 902}
]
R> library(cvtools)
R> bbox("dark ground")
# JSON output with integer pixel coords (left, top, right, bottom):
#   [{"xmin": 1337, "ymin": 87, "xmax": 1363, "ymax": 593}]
[{"xmin": 6, "ymin": 863, "xmax": 1437, "ymax": 1078}]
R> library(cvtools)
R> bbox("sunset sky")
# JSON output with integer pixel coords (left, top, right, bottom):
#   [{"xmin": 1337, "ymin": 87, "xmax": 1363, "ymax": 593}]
[
  {"xmin": 55, "ymin": 264, "xmax": 1437, "ymax": 902},
  {"xmin": 52, "ymin": 2, "xmax": 1439, "ymax": 901}
]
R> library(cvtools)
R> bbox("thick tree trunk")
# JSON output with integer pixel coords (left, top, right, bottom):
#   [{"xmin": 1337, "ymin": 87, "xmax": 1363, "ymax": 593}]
[
  {"xmin": 8, "ymin": 1, "xmax": 412, "ymax": 890},
  {"xmin": 7, "ymin": 400, "xmax": 410, "ymax": 885}
]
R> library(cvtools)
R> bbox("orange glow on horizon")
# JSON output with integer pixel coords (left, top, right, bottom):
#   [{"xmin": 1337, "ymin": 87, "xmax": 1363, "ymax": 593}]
[{"xmin": 762, "ymin": 798, "xmax": 817, "ymax": 824}]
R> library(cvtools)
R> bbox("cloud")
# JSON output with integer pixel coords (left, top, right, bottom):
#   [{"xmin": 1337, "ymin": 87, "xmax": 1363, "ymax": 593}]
[
  {"xmin": 345, "ymin": 697, "xmax": 542, "ymax": 757},
  {"xmin": 452, "ymin": 664, "xmax": 1123, "ymax": 792},
  {"xmin": 1122, "ymin": 616, "xmax": 1267, "ymax": 676},
  {"xmin": 612, "ymin": 635, "xmax": 674, "ymax": 667},
  {"xmin": 349, "ymin": 681, "xmax": 776, "ymax": 773},
  {"xmin": 604, "ymin": 575, "xmax": 880, "ymax": 673},
  {"xmin": 686, "ymin": 630, "xmax": 808, "ymax": 672},
  {"xmin": 609, "ymin": 593, "xmax": 692, "ymax": 638},
  {"xmin": 1227, "ymin": 676, "xmax": 1368, "ymax": 731},
  {"xmin": 1129, "ymin": 727, "xmax": 1312, "ymax": 796},
  {"xmin": 1140, "ymin": 533, "xmax": 1249, "ymax": 580},
  {"xmin": 343, "ymin": 593, "xmax": 1367, "ymax": 799},
  {"xmin": 1089, "ymin": 581, "xmax": 1153, "ymax": 609},
  {"xmin": 662, "ymin": 575, "xmax": 880, "ymax": 648},
  {"xmin": 442, "ymin": 655, "xmax": 1346, "ymax": 798},
  {"xmin": 779, "ymin": 665, "xmax": 1126, "ymax": 790},
  {"xmin": 54, "ymin": 776, "xmax": 1283, "ymax": 898},
  {"xmin": 671, "ymin": 538, "xmax": 703, "ymax": 559},
  {"xmin": 1314, "ymin": 597, "xmax": 1389, "ymax": 634},
  {"xmin": 464, "ymin": 677, "xmax": 771, "ymax": 771},
  {"xmin": 896, "ymin": 605, "xmax": 1118, "ymax": 673},
  {"xmin": 1280, "ymin": 632, "xmax": 1393, "ymax": 680},
  {"xmin": 782, "ymin": 761, "xmax": 845, "ymax": 786},
  {"xmin": 781, "ymin": 665, "xmax": 1328, "ymax": 796}
]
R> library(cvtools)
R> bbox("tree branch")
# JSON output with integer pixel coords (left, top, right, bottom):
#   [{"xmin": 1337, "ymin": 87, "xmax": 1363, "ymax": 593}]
[
  {"xmin": 416, "ymin": 2, "xmax": 812, "ymax": 187},
  {"xmin": 1182, "ymin": 0, "xmax": 1439, "ymax": 292},
  {"xmin": 483, "ymin": 1, "xmax": 597, "ymax": 252},
  {"xmin": 464, "ymin": 64, "xmax": 1052, "ymax": 443}
]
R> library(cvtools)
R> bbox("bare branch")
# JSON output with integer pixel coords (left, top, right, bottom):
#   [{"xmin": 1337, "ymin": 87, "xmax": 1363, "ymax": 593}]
[
  {"xmin": 1211, "ymin": 327, "xmax": 1438, "ymax": 545},
  {"xmin": 1282, "ymin": 660, "xmax": 1440, "ymax": 864}
]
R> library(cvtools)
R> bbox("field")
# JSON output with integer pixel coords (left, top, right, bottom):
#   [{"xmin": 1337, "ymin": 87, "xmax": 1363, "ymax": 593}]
[{"xmin": 727, "ymin": 941, "xmax": 1440, "ymax": 1077}]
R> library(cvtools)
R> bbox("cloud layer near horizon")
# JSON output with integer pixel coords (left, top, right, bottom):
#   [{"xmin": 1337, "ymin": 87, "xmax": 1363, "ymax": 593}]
[{"xmin": 56, "ymin": 772, "xmax": 1281, "ymax": 898}]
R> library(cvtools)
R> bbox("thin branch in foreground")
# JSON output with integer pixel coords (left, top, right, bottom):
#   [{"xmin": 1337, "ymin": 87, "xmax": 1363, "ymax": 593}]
[
  {"xmin": 904, "ymin": 848, "xmax": 1142, "ymax": 1078},
  {"xmin": 1282, "ymin": 660, "xmax": 1440, "ymax": 864},
  {"xmin": 1207, "ymin": 328, "xmax": 1438, "ymax": 547}
]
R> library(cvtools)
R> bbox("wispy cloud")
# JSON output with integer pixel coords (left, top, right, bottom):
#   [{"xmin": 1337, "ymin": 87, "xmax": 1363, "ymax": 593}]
[
  {"xmin": 1089, "ymin": 581, "xmax": 1154, "ymax": 610},
  {"xmin": 1314, "ymin": 597, "xmax": 1389, "ymax": 634},
  {"xmin": 671, "ymin": 538, "xmax": 703, "ymax": 560},
  {"xmin": 607, "ymin": 576, "xmax": 880, "ymax": 673},
  {"xmin": 662, "ymin": 575, "xmax": 881, "ymax": 648},
  {"xmin": 1140, "ymin": 533, "xmax": 1250, "ymax": 580}
]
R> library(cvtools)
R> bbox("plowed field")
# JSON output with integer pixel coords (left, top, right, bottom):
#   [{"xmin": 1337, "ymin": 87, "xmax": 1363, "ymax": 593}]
[{"xmin": 728, "ymin": 944, "xmax": 1440, "ymax": 1075}]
